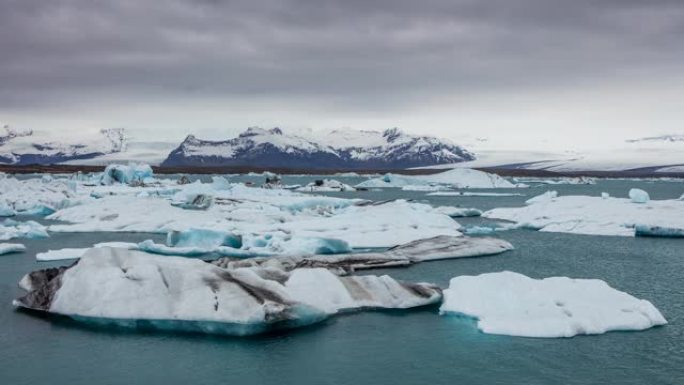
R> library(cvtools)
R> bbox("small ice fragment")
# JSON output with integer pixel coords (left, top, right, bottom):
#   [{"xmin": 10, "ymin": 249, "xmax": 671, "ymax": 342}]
[{"xmin": 629, "ymin": 188, "xmax": 649, "ymax": 204}]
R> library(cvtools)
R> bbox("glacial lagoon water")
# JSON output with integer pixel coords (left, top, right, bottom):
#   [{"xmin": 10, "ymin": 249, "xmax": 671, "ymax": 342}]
[{"xmin": 1, "ymin": 176, "xmax": 683, "ymax": 384}]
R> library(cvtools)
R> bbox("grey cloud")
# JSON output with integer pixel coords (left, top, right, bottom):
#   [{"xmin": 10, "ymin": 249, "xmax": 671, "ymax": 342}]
[{"xmin": 1, "ymin": 0, "xmax": 683, "ymax": 109}]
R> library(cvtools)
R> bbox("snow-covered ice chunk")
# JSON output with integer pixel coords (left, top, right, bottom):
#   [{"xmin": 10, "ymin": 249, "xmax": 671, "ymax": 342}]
[
  {"xmin": 601, "ymin": 192, "xmax": 610, "ymax": 199},
  {"xmin": 525, "ymin": 191, "xmax": 557, "ymax": 205},
  {"xmin": 15, "ymin": 247, "xmax": 441, "ymax": 336},
  {"xmin": 439, "ymin": 271, "xmax": 667, "ymax": 338},
  {"xmin": 0, "ymin": 243, "xmax": 25, "ymax": 255},
  {"xmin": 484, "ymin": 195, "xmax": 684, "ymax": 237},
  {"xmin": 629, "ymin": 188, "xmax": 650, "ymax": 204},
  {"xmin": 356, "ymin": 169, "xmax": 517, "ymax": 189},
  {"xmin": 432, "ymin": 206, "xmax": 482, "ymax": 217}
]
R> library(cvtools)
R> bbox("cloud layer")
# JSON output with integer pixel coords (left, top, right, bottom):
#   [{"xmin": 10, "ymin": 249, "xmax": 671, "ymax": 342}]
[{"xmin": 1, "ymin": 0, "xmax": 683, "ymax": 146}]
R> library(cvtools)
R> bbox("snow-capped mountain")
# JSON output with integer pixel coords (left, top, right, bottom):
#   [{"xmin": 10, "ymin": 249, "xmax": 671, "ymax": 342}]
[
  {"xmin": 0, "ymin": 124, "xmax": 127, "ymax": 165},
  {"xmin": 162, "ymin": 127, "xmax": 474, "ymax": 169}
]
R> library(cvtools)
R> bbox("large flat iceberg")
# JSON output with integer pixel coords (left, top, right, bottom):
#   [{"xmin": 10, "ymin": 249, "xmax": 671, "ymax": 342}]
[
  {"xmin": 484, "ymin": 192, "xmax": 684, "ymax": 237},
  {"xmin": 15, "ymin": 247, "xmax": 441, "ymax": 336},
  {"xmin": 355, "ymin": 169, "xmax": 517, "ymax": 189},
  {"xmin": 440, "ymin": 271, "xmax": 667, "ymax": 338}
]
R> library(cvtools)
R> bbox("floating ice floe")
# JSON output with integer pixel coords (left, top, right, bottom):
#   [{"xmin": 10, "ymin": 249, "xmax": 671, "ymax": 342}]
[
  {"xmin": 138, "ymin": 228, "xmax": 351, "ymax": 258},
  {"xmin": 427, "ymin": 192, "xmax": 524, "ymax": 197},
  {"xmin": 355, "ymin": 169, "xmax": 518, "ymax": 189},
  {"xmin": 15, "ymin": 247, "xmax": 442, "ymax": 336},
  {"xmin": 0, "ymin": 202, "xmax": 15, "ymax": 217},
  {"xmin": 629, "ymin": 188, "xmax": 650, "ymax": 204},
  {"xmin": 513, "ymin": 177, "xmax": 596, "ymax": 185},
  {"xmin": 439, "ymin": 271, "xmax": 667, "ymax": 338},
  {"xmin": 47, "ymin": 192, "xmax": 461, "ymax": 248},
  {"xmin": 0, "ymin": 243, "xmax": 25, "ymax": 255},
  {"xmin": 525, "ymin": 190, "xmax": 557, "ymax": 205},
  {"xmin": 400, "ymin": 185, "xmax": 450, "ymax": 192},
  {"xmin": 0, "ymin": 219, "xmax": 49, "ymax": 241},
  {"xmin": 432, "ymin": 206, "xmax": 482, "ymax": 217},
  {"xmin": 484, "ymin": 191, "xmax": 684, "ymax": 237},
  {"xmin": 36, "ymin": 242, "xmax": 139, "ymax": 261},
  {"xmin": 212, "ymin": 235, "xmax": 514, "ymax": 274},
  {"xmin": 295, "ymin": 179, "xmax": 356, "ymax": 192}
]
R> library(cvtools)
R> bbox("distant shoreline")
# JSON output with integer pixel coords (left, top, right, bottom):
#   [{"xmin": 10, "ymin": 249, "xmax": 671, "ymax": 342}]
[{"xmin": 1, "ymin": 164, "xmax": 683, "ymax": 179}]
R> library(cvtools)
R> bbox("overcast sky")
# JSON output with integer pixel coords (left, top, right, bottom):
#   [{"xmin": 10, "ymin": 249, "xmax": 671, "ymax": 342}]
[{"xmin": 1, "ymin": 0, "xmax": 683, "ymax": 149}]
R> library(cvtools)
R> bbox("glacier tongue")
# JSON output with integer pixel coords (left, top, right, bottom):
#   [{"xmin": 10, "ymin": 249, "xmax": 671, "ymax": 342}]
[{"xmin": 14, "ymin": 247, "xmax": 442, "ymax": 336}]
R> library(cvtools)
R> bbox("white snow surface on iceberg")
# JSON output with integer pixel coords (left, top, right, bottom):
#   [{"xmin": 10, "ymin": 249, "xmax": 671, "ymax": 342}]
[
  {"xmin": 0, "ymin": 175, "xmax": 80, "ymax": 214},
  {"xmin": 355, "ymin": 169, "xmax": 517, "ymax": 189},
  {"xmin": 484, "ymin": 193, "xmax": 684, "ymax": 237},
  {"xmin": 439, "ymin": 271, "xmax": 667, "ymax": 338},
  {"xmin": 16, "ymin": 247, "xmax": 441, "ymax": 335},
  {"xmin": 47, "ymin": 180, "xmax": 461, "ymax": 248}
]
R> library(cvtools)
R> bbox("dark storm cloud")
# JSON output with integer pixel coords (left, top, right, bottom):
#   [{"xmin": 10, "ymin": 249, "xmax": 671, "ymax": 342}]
[{"xmin": 1, "ymin": 0, "xmax": 683, "ymax": 108}]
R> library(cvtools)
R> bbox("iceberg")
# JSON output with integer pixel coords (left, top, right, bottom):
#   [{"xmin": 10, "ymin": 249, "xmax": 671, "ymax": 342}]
[
  {"xmin": 48, "ymin": 196, "xmax": 461, "ymax": 249},
  {"xmin": 0, "ymin": 243, "xmax": 25, "ymax": 255},
  {"xmin": 427, "ymin": 192, "xmax": 524, "ymax": 197},
  {"xmin": 439, "ymin": 271, "xmax": 667, "ymax": 338},
  {"xmin": 15, "ymin": 247, "xmax": 441, "ymax": 336},
  {"xmin": 166, "ymin": 228, "xmax": 242, "ymax": 249},
  {"xmin": 0, "ymin": 202, "xmax": 15, "ymax": 217},
  {"xmin": 484, "ymin": 193, "xmax": 684, "ymax": 237},
  {"xmin": 0, "ymin": 219, "xmax": 49, "ymax": 241},
  {"xmin": 138, "ymin": 228, "xmax": 351, "ymax": 258},
  {"xmin": 432, "ymin": 206, "xmax": 482, "ymax": 217},
  {"xmin": 100, "ymin": 163, "xmax": 154, "ymax": 185},
  {"xmin": 629, "ymin": 188, "xmax": 650, "ymax": 204},
  {"xmin": 355, "ymin": 169, "xmax": 517, "ymax": 189},
  {"xmin": 213, "ymin": 235, "xmax": 514, "ymax": 274},
  {"xmin": 525, "ymin": 190, "xmax": 557, "ymax": 205},
  {"xmin": 295, "ymin": 179, "xmax": 356, "ymax": 192},
  {"xmin": 634, "ymin": 224, "xmax": 684, "ymax": 238},
  {"xmin": 37, "ymin": 242, "xmax": 139, "ymax": 261},
  {"xmin": 0, "ymin": 175, "xmax": 77, "ymax": 214}
]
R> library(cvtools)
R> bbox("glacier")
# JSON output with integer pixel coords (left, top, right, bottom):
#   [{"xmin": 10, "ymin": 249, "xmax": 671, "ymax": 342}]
[{"xmin": 439, "ymin": 271, "xmax": 667, "ymax": 338}]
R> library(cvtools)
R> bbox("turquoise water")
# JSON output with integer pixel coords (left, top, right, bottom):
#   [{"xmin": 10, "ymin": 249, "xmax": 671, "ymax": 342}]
[{"xmin": 0, "ymin": 178, "xmax": 682, "ymax": 384}]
